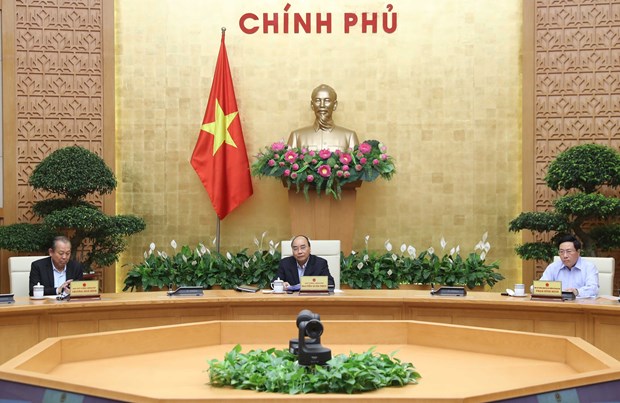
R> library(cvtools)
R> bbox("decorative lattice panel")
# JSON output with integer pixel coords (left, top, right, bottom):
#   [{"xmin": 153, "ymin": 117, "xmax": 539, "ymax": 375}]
[
  {"xmin": 534, "ymin": 0, "xmax": 620, "ymax": 288},
  {"xmin": 14, "ymin": 0, "xmax": 105, "ymax": 222}
]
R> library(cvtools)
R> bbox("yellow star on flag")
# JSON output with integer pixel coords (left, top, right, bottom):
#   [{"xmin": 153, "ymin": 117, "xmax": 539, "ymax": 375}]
[{"xmin": 201, "ymin": 99, "xmax": 238, "ymax": 155}]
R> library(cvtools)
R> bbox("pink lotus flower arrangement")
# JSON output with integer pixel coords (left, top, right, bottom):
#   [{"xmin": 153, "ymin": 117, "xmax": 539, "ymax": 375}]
[{"xmin": 251, "ymin": 139, "xmax": 396, "ymax": 199}]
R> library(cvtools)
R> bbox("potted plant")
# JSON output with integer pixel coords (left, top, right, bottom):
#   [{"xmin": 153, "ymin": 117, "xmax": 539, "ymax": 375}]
[
  {"xmin": 0, "ymin": 146, "xmax": 146, "ymax": 272},
  {"xmin": 509, "ymin": 144, "xmax": 620, "ymax": 261}
]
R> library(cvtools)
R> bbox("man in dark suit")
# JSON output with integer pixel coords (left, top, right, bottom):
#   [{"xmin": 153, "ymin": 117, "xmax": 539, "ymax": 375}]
[
  {"xmin": 29, "ymin": 235, "xmax": 84, "ymax": 296},
  {"xmin": 275, "ymin": 235, "xmax": 334, "ymax": 291}
]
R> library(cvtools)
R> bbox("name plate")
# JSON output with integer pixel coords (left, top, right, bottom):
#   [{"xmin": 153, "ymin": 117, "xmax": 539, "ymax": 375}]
[
  {"xmin": 532, "ymin": 280, "xmax": 562, "ymax": 297},
  {"xmin": 71, "ymin": 280, "xmax": 99, "ymax": 296},
  {"xmin": 299, "ymin": 276, "xmax": 329, "ymax": 295}
]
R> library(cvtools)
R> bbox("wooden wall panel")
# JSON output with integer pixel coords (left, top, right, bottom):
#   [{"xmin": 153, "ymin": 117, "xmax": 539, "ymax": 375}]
[
  {"xmin": 525, "ymin": 0, "xmax": 620, "ymax": 289},
  {"xmin": 1, "ymin": 0, "xmax": 114, "ymax": 293}
]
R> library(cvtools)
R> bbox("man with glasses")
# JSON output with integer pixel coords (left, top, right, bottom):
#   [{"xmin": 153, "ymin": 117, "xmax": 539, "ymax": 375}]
[
  {"xmin": 539, "ymin": 234, "xmax": 599, "ymax": 297},
  {"xmin": 28, "ymin": 235, "xmax": 84, "ymax": 296},
  {"xmin": 275, "ymin": 235, "xmax": 334, "ymax": 291}
]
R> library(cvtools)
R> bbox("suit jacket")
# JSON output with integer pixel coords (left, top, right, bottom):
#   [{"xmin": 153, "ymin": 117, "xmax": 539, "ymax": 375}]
[
  {"xmin": 29, "ymin": 257, "xmax": 84, "ymax": 296},
  {"xmin": 275, "ymin": 254, "xmax": 334, "ymax": 287}
]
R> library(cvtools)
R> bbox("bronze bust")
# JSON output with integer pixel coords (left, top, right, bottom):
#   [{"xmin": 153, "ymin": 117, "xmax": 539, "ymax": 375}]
[{"xmin": 287, "ymin": 84, "xmax": 359, "ymax": 152}]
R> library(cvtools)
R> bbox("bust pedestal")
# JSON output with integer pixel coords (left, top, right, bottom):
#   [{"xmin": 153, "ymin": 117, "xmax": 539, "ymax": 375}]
[{"xmin": 286, "ymin": 181, "xmax": 360, "ymax": 255}]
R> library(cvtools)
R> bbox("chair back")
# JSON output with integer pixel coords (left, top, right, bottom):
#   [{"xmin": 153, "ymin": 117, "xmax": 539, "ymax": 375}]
[
  {"xmin": 553, "ymin": 256, "xmax": 615, "ymax": 296},
  {"xmin": 8, "ymin": 256, "xmax": 47, "ymax": 297},
  {"xmin": 282, "ymin": 240, "xmax": 341, "ymax": 290}
]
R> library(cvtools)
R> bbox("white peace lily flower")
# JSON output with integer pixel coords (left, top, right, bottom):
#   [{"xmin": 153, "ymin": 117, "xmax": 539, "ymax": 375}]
[
  {"xmin": 253, "ymin": 237, "xmax": 260, "ymax": 247},
  {"xmin": 450, "ymin": 247, "xmax": 455, "ymax": 256},
  {"xmin": 269, "ymin": 249, "xmax": 275, "ymax": 256},
  {"xmin": 407, "ymin": 245, "xmax": 416, "ymax": 257},
  {"xmin": 385, "ymin": 240, "xmax": 392, "ymax": 252},
  {"xmin": 456, "ymin": 245, "xmax": 460, "ymax": 254},
  {"xmin": 226, "ymin": 252, "xmax": 232, "ymax": 260},
  {"xmin": 212, "ymin": 237, "xmax": 217, "ymax": 246},
  {"xmin": 484, "ymin": 242, "xmax": 491, "ymax": 252},
  {"xmin": 149, "ymin": 242, "xmax": 156, "ymax": 251},
  {"xmin": 252, "ymin": 255, "xmax": 257, "ymax": 262},
  {"xmin": 195, "ymin": 248, "xmax": 202, "ymax": 257},
  {"xmin": 143, "ymin": 251, "xmax": 148, "ymax": 259},
  {"xmin": 170, "ymin": 240, "xmax": 177, "ymax": 249},
  {"xmin": 364, "ymin": 235, "xmax": 370, "ymax": 248},
  {"xmin": 363, "ymin": 254, "xmax": 369, "ymax": 261},
  {"xmin": 391, "ymin": 253, "xmax": 397, "ymax": 261},
  {"xmin": 482, "ymin": 231, "xmax": 488, "ymax": 243},
  {"xmin": 387, "ymin": 269, "xmax": 393, "ymax": 276},
  {"xmin": 351, "ymin": 250, "xmax": 356, "ymax": 255},
  {"xmin": 480, "ymin": 251, "xmax": 487, "ymax": 260},
  {"xmin": 357, "ymin": 262, "xmax": 364, "ymax": 269},
  {"xmin": 440, "ymin": 237, "xmax": 447, "ymax": 250},
  {"xmin": 191, "ymin": 260, "xmax": 197, "ymax": 266},
  {"xmin": 400, "ymin": 243, "xmax": 407, "ymax": 253},
  {"xmin": 157, "ymin": 251, "xmax": 162, "ymax": 257},
  {"xmin": 427, "ymin": 247, "xmax": 435, "ymax": 255},
  {"xmin": 474, "ymin": 241, "xmax": 483, "ymax": 251},
  {"xmin": 244, "ymin": 261, "xmax": 250, "ymax": 268},
  {"xmin": 199, "ymin": 244, "xmax": 207, "ymax": 254},
  {"xmin": 161, "ymin": 251, "xmax": 168, "ymax": 259}
]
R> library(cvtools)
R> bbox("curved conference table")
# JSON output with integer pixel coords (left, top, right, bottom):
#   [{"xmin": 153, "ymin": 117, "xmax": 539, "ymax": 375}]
[{"xmin": 2, "ymin": 289, "xmax": 620, "ymax": 364}]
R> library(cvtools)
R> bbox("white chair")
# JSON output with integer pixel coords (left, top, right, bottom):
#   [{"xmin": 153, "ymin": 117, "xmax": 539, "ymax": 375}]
[
  {"xmin": 8, "ymin": 256, "xmax": 47, "ymax": 297},
  {"xmin": 553, "ymin": 256, "xmax": 615, "ymax": 296},
  {"xmin": 281, "ymin": 239, "xmax": 341, "ymax": 290}
]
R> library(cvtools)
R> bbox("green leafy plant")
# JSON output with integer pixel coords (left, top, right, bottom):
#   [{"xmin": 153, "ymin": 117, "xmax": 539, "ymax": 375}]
[
  {"xmin": 0, "ymin": 146, "xmax": 146, "ymax": 272},
  {"xmin": 207, "ymin": 344, "xmax": 420, "ymax": 394},
  {"xmin": 124, "ymin": 233, "xmax": 503, "ymax": 291},
  {"xmin": 251, "ymin": 139, "xmax": 395, "ymax": 199},
  {"xmin": 341, "ymin": 234, "xmax": 503, "ymax": 289},
  {"xmin": 123, "ymin": 234, "xmax": 281, "ymax": 291},
  {"xmin": 509, "ymin": 144, "xmax": 620, "ymax": 261}
]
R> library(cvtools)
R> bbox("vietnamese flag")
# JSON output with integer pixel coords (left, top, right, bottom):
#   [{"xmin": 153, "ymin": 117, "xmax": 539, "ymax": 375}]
[{"xmin": 191, "ymin": 31, "xmax": 253, "ymax": 220}]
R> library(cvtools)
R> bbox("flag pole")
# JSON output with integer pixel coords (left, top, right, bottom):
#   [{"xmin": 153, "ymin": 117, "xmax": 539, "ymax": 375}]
[{"xmin": 214, "ymin": 26, "xmax": 225, "ymax": 255}]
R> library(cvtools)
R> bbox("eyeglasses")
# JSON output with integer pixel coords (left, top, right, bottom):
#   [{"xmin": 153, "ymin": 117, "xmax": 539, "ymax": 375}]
[{"xmin": 558, "ymin": 249, "xmax": 576, "ymax": 255}]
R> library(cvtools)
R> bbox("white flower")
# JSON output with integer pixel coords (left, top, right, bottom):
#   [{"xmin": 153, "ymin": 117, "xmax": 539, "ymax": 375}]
[
  {"xmin": 482, "ymin": 231, "xmax": 488, "ymax": 243},
  {"xmin": 149, "ymin": 242, "xmax": 156, "ymax": 251},
  {"xmin": 157, "ymin": 251, "xmax": 162, "ymax": 257},
  {"xmin": 440, "ymin": 237, "xmax": 447, "ymax": 250},
  {"xmin": 363, "ymin": 254, "xmax": 369, "ymax": 261},
  {"xmin": 385, "ymin": 240, "xmax": 392, "ymax": 252},
  {"xmin": 400, "ymin": 243, "xmax": 407, "ymax": 253},
  {"xmin": 143, "ymin": 251, "xmax": 148, "ymax": 259},
  {"xmin": 161, "ymin": 251, "xmax": 168, "ymax": 259},
  {"xmin": 191, "ymin": 260, "xmax": 197, "ymax": 266},
  {"xmin": 391, "ymin": 254, "xmax": 397, "ymax": 261},
  {"xmin": 170, "ymin": 240, "xmax": 177, "ymax": 249},
  {"xmin": 456, "ymin": 245, "xmax": 460, "ymax": 254},
  {"xmin": 269, "ymin": 249, "xmax": 275, "ymax": 256},
  {"xmin": 212, "ymin": 237, "xmax": 217, "ymax": 246},
  {"xmin": 480, "ymin": 251, "xmax": 487, "ymax": 261},
  {"xmin": 253, "ymin": 237, "xmax": 260, "ymax": 247},
  {"xmin": 226, "ymin": 252, "xmax": 232, "ymax": 260},
  {"xmin": 427, "ymin": 247, "xmax": 435, "ymax": 255},
  {"xmin": 449, "ymin": 247, "xmax": 455, "ymax": 256},
  {"xmin": 364, "ymin": 235, "xmax": 370, "ymax": 248},
  {"xmin": 387, "ymin": 269, "xmax": 393, "ymax": 276},
  {"xmin": 357, "ymin": 262, "xmax": 364, "ymax": 269},
  {"xmin": 351, "ymin": 250, "xmax": 356, "ymax": 255},
  {"xmin": 199, "ymin": 243, "xmax": 207, "ymax": 255},
  {"xmin": 182, "ymin": 255, "xmax": 187, "ymax": 263},
  {"xmin": 252, "ymin": 255, "xmax": 257, "ymax": 262},
  {"xmin": 407, "ymin": 246, "xmax": 416, "ymax": 257},
  {"xmin": 244, "ymin": 261, "xmax": 250, "ymax": 268}
]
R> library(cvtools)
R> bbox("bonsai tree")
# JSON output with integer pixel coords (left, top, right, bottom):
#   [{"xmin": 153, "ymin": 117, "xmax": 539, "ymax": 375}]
[
  {"xmin": 509, "ymin": 144, "xmax": 620, "ymax": 261},
  {"xmin": 0, "ymin": 146, "xmax": 146, "ymax": 271}
]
